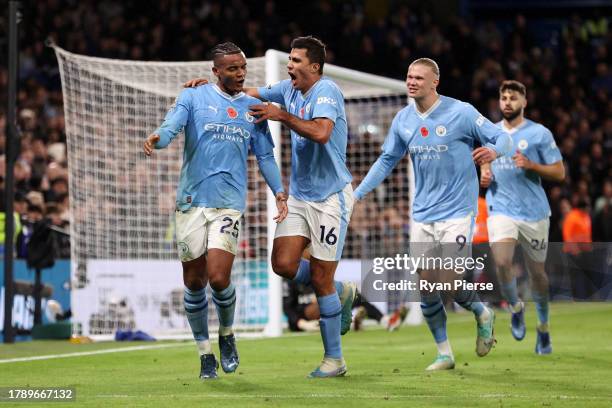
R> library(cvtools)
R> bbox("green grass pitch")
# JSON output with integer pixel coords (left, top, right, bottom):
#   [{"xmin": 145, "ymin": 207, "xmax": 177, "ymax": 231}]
[{"xmin": 1, "ymin": 303, "xmax": 611, "ymax": 407}]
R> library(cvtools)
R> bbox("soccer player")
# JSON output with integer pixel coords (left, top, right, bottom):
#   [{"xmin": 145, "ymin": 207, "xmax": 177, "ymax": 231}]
[
  {"xmin": 354, "ymin": 58, "xmax": 512, "ymax": 370},
  {"xmin": 249, "ymin": 36, "xmax": 356, "ymax": 378},
  {"xmin": 480, "ymin": 80, "xmax": 564, "ymax": 354},
  {"xmin": 184, "ymin": 37, "xmax": 357, "ymax": 378},
  {"xmin": 143, "ymin": 42, "xmax": 288, "ymax": 379}
]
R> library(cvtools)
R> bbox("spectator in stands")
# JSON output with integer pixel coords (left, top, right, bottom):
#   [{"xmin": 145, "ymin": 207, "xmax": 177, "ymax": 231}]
[
  {"xmin": 0, "ymin": 1, "xmax": 609, "ymax": 268},
  {"xmin": 563, "ymin": 197, "xmax": 594, "ymax": 299}
]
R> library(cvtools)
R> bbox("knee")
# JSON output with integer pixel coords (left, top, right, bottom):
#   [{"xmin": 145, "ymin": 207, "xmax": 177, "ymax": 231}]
[
  {"xmin": 495, "ymin": 258, "xmax": 513, "ymax": 274},
  {"xmin": 183, "ymin": 273, "xmax": 205, "ymax": 291},
  {"xmin": 208, "ymin": 273, "xmax": 229, "ymax": 292},
  {"xmin": 182, "ymin": 257, "xmax": 206, "ymax": 290},
  {"xmin": 271, "ymin": 253, "xmax": 299, "ymax": 279}
]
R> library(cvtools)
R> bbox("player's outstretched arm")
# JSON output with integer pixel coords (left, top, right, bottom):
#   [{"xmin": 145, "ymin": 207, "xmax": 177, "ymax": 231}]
[
  {"xmin": 147, "ymin": 90, "xmax": 192, "ymax": 154},
  {"xmin": 183, "ymin": 77, "xmax": 208, "ymax": 88},
  {"xmin": 355, "ymin": 112, "xmax": 407, "ymax": 200},
  {"xmin": 182, "ymin": 77, "xmax": 260, "ymax": 98},
  {"xmin": 354, "ymin": 153, "xmax": 403, "ymax": 201},
  {"xmin": 512, "ymin": 152, "xmax": 565, "ymax": 182}
]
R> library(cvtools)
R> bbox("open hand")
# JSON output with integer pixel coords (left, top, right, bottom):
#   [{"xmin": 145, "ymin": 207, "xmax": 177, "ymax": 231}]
[
  {"xmin": 183, "ymin": 77, "xmax": 209, "ymax": 88},
  {"xmin": 274, "ymin": 192, "xmax": 288, "ymax": 223},
  {"xmin": 143, "ymin": 134, "xmax": 160, "ymax": 156}
]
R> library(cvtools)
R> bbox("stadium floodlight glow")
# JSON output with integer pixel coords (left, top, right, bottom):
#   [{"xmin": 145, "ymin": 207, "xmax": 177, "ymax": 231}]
[{"xmin": 52, "ymin": 44, "xmax": 410, "ymax": 339}]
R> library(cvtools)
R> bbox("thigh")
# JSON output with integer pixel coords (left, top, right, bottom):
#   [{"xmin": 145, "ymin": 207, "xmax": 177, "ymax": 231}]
[
  {"xmin": 410, "ymin": 221, "xmax": 437, "ymax": 266},
  {"xmin": 518, "ymin": 218, "xmax": 550, "ymax": 263},
  {"xmin": 305, "ymin": 184, "xmax": 354, "ymax": 262},
  {"xmin": 436, "ymin": 215, "xmax": 475, "ymax": 258},
  {"xmin": 206, "ymin": 208, "xmax": 243, "ymax": 256},
  {"xmin": 272, "ymin": 235, "xmax": 310, "ymax": 267},
  {"xmin": 274, "ymin": 195, "xmax": 310, "ymax": 240},
  {"xmin": 487, "ymin": 214, "xmax": 519, "ymax": 243},
  {"xmin": 487, "ymin": 215, "xmax": 519, "ymax": 267},
  {"xmin": 175, "ymin": 207, "xmax": 208, "ymax": 262},
  {"xmin": 489, "ymin": 237, "xmax": 517, "ymax": 269}
]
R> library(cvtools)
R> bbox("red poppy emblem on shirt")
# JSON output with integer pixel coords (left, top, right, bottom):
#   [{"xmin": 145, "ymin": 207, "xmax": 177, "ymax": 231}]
[
  {"xmin": 227, "ymin": 107, "xmax": 238, "ymax": 119},
  {"xmin": 299, "ymin": 107, "xmax": 305, "ymax": 118},
  {"xmin": 420, "ymin": 127, "xmax": 429, "ymax": 137}
]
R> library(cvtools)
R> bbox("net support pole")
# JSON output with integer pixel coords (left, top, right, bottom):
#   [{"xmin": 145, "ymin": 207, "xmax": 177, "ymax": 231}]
[
  {"xmin": 3, "ymin": 1, "xmax": 19, "ymax": 344},
  {"xmin": 263, "ymin": 50, "xmax": 283, "ymax": 337}
]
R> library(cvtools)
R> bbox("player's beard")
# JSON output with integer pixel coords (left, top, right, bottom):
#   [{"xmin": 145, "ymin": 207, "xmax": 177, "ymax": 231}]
[{"xmin": 502, "ymin": 107, "xmax": 522, "ymax": 122}]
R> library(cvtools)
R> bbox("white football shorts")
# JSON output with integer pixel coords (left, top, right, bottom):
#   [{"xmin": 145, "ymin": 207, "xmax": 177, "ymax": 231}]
[
  {"xmin": 409, "ymin": 214, "xmax": 475, "ymax": 261},
  {"xmin": 274, "ymin": 183, "xmax": 354, "ymax": 261},
  {"xmin": 175, "ymin": 207, "xmax": 242, "ymax": 262},
  {"xmin": 487, "ymin": 214, "xmax": 549, "ymax": 262}
]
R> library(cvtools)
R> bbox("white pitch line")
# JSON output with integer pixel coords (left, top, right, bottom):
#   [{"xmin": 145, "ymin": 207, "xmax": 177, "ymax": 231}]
[
  {"xmin": 0, "ymin": 342, "xmax": 190, "ymax": 364},
  {"xmin": 0, "ymin": 332, "xmax": 312, "ymax": 364}
]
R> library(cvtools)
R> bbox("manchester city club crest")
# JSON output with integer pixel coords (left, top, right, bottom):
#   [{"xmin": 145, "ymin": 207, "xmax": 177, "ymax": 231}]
[
  {"xmin": 177, "ymin": 242, "xmax": 191, "ymax": 257},
  {"xmin": 435, "ymin": 125, "xmax": 447, "ymax": 136},
  {"xmin": 518, "ymin": 139, "xmax": 528, "ymax": 150}
]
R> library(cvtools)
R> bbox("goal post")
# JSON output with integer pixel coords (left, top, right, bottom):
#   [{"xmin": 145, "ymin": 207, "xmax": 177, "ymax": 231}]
[{"xmin": 51, "ymin": 44, "xmax": 411, "ymax": 339}]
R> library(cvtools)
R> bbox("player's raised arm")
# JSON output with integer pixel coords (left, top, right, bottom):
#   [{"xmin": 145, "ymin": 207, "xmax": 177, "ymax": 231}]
[
  {"xmin": 182, "ymin": 77, "xmax": 262, "ymax": 99},
  {"xmin": 354, "ymin": 114, "xmax": 407, "ymax": 200},
  {"xmin": 143, "ymin": 89, "xmax": 192, "ymax": 155}
]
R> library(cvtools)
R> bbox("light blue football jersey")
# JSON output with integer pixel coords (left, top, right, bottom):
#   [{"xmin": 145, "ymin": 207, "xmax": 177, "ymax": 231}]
[
  {"xmin": 257, "ymin": 77, "xmax": 352, "ymax": 201},
  {"xmin": 486, "ymin": 119, "xmax": 562, "ymax": 221},
  {"xmin": 354, "ymin": 95, "xmax": 512, "ymax": 223},
  {"xmin": 154, "ymin": 84, "xmax": 284, "ymax": 212}
]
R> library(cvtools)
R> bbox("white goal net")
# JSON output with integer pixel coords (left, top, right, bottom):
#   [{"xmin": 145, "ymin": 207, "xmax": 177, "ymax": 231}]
[{"xmin": 52, "ymin": 45, "xmax": 409, "ymax": 338}]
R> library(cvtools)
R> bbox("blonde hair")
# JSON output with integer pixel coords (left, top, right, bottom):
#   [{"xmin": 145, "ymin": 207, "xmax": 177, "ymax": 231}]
[{"xmin": 409, "ymin": 58, "xmax": 440, "ymax": 79}]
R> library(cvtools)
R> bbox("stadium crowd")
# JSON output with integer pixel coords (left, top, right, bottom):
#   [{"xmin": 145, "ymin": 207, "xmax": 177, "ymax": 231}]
[{"xmin": 0, "ymin": 1, "xmax": 610, "ymax": 261}]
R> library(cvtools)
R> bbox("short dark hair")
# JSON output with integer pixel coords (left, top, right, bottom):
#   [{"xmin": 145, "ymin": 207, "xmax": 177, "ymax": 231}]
[
  {"xmin": 291, "ymin": 36, "xmax": 326, "ymax": 74},
  {"xmin": 210, "ymin": 42, "xmax": 243, "ymax": 63},
  {"xmin": 499, "ymin": 80, "xmax": 526, "ymax": 97}
]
